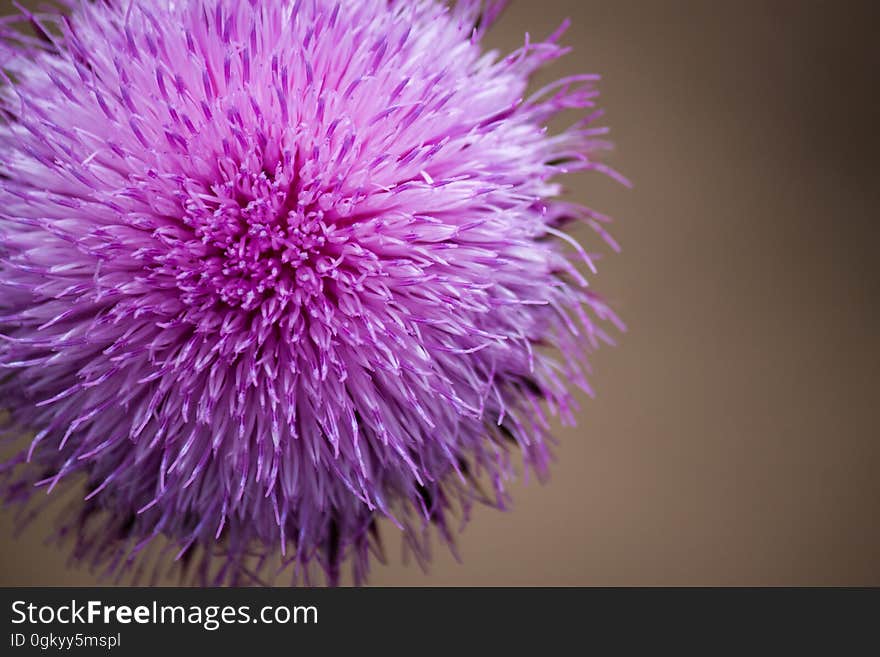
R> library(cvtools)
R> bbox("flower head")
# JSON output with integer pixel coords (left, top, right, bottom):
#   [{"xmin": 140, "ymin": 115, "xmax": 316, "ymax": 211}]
[{"xmin": 0, "ymin": 0, "xmax": 623, "ymax": 585}]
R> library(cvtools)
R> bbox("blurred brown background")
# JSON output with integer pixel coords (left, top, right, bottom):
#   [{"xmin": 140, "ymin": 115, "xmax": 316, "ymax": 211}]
[{"xmin": 1, "ymin": 0, "xmax": 878, "ymax": 586}]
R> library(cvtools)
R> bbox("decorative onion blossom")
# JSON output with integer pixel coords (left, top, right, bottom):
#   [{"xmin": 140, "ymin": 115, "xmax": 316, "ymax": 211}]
[{"xmin": 0, "ymin": 0, "xmax": 624, "ymax": 585}]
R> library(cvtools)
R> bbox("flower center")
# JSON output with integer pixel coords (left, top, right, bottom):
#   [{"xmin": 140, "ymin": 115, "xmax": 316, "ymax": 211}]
[{"xmin": 175, "ymin": 162, "xmax": 338, "ymax": 311}]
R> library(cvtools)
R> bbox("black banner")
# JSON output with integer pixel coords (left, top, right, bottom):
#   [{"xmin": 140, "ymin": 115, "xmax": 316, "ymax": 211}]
[{"xmin": 1, "ymin": 588, "xmax": 876, "ymax": 653}]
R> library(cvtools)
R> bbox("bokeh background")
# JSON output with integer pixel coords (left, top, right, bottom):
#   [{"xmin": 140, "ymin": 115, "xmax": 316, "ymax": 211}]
[{"xmin": 1, "ymin": 0, "xmax": 878, "ymax": 585}]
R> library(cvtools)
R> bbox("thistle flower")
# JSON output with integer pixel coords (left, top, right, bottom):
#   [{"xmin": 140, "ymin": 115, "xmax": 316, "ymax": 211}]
[{"xmin": 0, "ymin": 0, "xmax": 624, "ymax": 585}]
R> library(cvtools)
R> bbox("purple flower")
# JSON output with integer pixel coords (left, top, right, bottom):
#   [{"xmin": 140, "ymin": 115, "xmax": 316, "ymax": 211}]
[{"xmin": 0, "ymin": 0, "xmax": 623, "ymax": 585}]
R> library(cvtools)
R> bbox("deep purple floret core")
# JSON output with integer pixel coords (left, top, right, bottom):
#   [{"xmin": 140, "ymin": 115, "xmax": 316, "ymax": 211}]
[{"xmin": 0, "ymin": 0, "xmax": 624, "ymax": 585}]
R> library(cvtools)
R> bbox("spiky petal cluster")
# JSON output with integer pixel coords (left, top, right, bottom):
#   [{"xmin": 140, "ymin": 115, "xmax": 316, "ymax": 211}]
[{"xmin": 0, "ymin": 0, "xmax": 623, "ymax": 585}]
